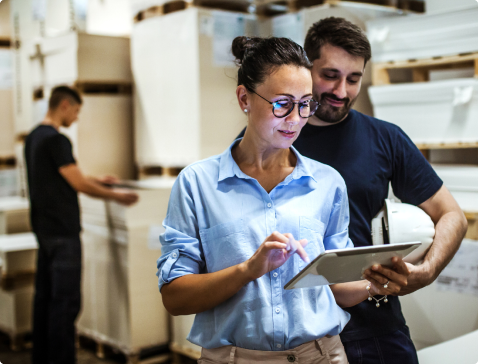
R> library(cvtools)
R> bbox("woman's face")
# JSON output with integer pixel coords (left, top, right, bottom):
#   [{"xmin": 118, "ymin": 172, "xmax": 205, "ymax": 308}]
[{"xmin": 240, "ymin": 64, "xmax": 313, "ymax": 150}]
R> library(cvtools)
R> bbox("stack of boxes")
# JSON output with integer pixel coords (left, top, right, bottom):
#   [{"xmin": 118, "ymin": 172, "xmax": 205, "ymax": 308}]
[
  {"xmin": 0, "ymin": 231, "xmax": 36, "ymax": 349},
  {"xmin": 78, "ymin": 179, "xmax": 174, "ymax": 359},
  {"xmin": 366, "ymin": 3, "xmax": 478, "ymax": 351}
]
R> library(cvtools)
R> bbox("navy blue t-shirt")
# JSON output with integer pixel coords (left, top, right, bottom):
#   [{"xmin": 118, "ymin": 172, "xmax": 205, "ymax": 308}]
[{"xmin": 238, "ymin": 109, "xmax": 443, "ymax": 341}]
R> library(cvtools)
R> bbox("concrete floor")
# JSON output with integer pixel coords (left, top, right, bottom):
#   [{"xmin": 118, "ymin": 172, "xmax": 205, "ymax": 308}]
[{"xmin": 0, "ymin": 332, "xmax": 175, "ymax": 364}]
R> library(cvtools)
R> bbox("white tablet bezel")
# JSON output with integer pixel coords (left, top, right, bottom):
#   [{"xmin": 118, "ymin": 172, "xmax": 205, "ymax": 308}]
[{"xmin": 284, "ymin": 242, "xmax": 421, "ymax": 290}]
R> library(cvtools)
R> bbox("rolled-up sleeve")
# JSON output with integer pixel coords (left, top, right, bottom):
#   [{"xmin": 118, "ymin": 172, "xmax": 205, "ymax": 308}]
[
  {"xmin": 324, "ymin": 181, "xmax": 354, "ymax": 250},
  {"xmin": 156, "ymin": 171, "xmax": 205, "ymax": 291}
]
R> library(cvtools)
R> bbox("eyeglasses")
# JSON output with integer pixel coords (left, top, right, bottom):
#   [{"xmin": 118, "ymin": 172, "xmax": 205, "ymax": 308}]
[{"xmin": 252, "ymin": 91, "xmax": 320, "ymax": 118}]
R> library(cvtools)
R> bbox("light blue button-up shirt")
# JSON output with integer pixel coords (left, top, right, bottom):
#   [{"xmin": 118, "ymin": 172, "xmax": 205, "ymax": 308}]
[{"xmin": 156, "ymin": 140, "xmax": 353, "ymax": 351}]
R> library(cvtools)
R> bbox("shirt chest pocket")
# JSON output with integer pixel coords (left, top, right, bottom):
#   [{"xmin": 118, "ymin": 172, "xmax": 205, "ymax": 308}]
[
  {"xmin": 199, "ymin": 219, "xmax": 253, "ymax": 273},
  {"xmin": 299, "ymin": 216, "xmax": 326, "ymax": 269}
]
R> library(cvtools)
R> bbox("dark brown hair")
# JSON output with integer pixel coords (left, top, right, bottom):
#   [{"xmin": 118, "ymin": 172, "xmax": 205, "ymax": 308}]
[
  {"xmin": 304, "ymin": 17, "xmax": 371, "ymax": 67},
  {"xmin": 49, "ymin": 85, "xmax": 83, "ymax": 110},
  {"xmin": 232, "ymin": 36, "xmax": 312, "ymax": 92}
]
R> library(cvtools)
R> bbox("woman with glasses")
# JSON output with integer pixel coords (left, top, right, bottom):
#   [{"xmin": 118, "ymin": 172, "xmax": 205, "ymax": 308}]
[{"xmin": 156, "ymin": 36, "xmax": 406, "ymax": 364}]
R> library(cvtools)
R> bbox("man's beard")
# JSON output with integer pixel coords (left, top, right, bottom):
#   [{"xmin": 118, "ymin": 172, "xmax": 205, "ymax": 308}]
[{"xmin": 314, "ymin": 92, "xmax": 356, "ymax": 124}]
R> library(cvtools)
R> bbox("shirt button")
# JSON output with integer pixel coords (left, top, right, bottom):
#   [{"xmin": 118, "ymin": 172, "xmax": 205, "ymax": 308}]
[
  {"xmin": 172, "ymin": 253, "xmax": 177, "ymax": 258},
  {"xmin": 275, "ymin": 308, "xmax": 280, "ymax": 313},
  {"xmin": 276, "ymin": 344, "xmax": 282, "ymax": 348},
  {"xmin": 267, "ymin": 203, "xmax": 272, "ymax": 208},
  {"xmin": 273, "ymin": 272, "xmax": 278, "ymax": 278}
]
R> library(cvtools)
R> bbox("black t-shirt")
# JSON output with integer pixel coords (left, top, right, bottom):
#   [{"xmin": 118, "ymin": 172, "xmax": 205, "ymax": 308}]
[
  {"xmin": 25, "ymin": 125, "xmax": 81, "ymax": 238},
  {"xmin": 238, "ymin": 109, "xmax": 443, "ymax": 341}
]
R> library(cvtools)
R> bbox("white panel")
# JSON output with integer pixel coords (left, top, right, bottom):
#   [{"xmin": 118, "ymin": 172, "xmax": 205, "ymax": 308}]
[
  {"xmin": 132, "ymin": 9, "xmax": 201, "ymax": 166},
  {"xmin": 425, "ymin": 0, "xmax": 477, "ymax": 14},
  {"xmin": 367, "ymin": 8, "xmax": 478, "ymax": 63},
  {"xmin": 418, "ymin": 330, "xmax": 478, "ymax": 364},
  {"xmin": 369, "ymin": 78, "xmax": 478, "ymax": 144},
  {"xmin": 87, "ymin": 0, "xmax": 133, "ymax": 37},
  {"xmin": 401, "ymin": 242, "xmax": 478, "ymax": 349}
]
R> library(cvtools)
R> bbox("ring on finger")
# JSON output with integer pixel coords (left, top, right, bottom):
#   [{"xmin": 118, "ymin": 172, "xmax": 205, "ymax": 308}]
[{"xmin": 383, "ymin": 280, "xmax": 390, "ymax": 289}]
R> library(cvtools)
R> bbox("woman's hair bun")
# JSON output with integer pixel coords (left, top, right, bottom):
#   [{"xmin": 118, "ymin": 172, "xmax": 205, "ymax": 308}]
[{"xmin": 232, "ymin": 36, "xmax": 262, "ymax": 65}]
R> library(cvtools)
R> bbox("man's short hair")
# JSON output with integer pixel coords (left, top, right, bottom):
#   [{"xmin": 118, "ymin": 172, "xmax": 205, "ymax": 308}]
[
  {"xmin": 304, "ymin": 17, "xmax": 372, "ymax": 67},
  {"xmin": 48, "ymin": 85, "xmax": 83, "ymax": 110}
]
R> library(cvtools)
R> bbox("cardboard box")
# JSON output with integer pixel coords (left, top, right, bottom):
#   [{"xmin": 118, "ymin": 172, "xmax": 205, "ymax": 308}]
[
  {"xmin": 75, "ymin": 95, "xmax": 135, "ymax": 180},
  {"xmin": 0, "ymin": 49, "xmax": 15, "ymax": 158},
  {"xmin": 78, "ymin": 180, "xmax": 174, "ymax": 353},
  {"xmin": 0, "ymin": 0, "xmax": 11, "ymax": 40},
  {"xmin": 132, "ymin": 8, "xmax": 252, "ymax": 167},
  {"xmin": 366, "ymin": 8, "xmax": 478, "ymax": 63},
  {"xmin": 369, "ymin": 78, "xmax": 478, "ymax": 144},
  {"xmin": 0, "ymin": 285, "xmax": 34, "ymax": 336},
  {"xmin": 0, "ymin": 197, "xmax": 31, "ymax": 234}
]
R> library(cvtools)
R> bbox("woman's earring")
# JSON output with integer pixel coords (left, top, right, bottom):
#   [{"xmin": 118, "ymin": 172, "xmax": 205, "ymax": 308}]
[{"xmin": 244, "ymin": 109, "xmax": 248, "ymax": 113}]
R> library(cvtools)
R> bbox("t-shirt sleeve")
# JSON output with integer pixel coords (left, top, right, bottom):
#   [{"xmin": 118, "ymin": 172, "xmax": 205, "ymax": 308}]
[
  {"xmin": 48, "ymin": 134, "xmax": 76, "ymax": 169},
  {"xmin": 390, "ymin": 126, "xmax": 443, "ymax": 206}
]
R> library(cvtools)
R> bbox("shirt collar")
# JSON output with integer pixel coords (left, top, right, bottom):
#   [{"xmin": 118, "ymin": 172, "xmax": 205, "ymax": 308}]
[{"xmin": 218, "ymin": 138, "xmax": 317, "ymax": 184}]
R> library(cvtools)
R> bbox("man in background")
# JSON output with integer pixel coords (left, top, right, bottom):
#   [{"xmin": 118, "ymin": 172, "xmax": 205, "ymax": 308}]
[{"xmin": 25, "ymin": 85, "xmax": 138, "ymax": 364}]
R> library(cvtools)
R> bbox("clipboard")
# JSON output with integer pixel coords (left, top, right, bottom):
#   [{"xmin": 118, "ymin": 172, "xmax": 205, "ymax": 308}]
[{"xmin": 284, "ymin": 242, "xmax": 421, "ymax": 290}]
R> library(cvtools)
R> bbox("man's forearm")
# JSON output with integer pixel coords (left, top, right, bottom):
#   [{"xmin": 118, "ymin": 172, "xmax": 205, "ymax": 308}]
[
  {"xmin": 401, "ymin": 209, "xmax": 467, "ymax": 294},
  {"xmin": 79, "ymin": 178, "xmax": 117, "ymax": 200},
  {"xmin": 422, "ymin": 210, "xmax": 467, "ymax": 281}
]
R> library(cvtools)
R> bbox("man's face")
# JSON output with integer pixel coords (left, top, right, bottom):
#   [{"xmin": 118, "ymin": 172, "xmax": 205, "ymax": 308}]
[
  {"xmin": 311, "ymin": 43, "xmax": 365, "ymax": 124},
  {"xmin": 62, "ymin": 101, "xmax": 81, "ymax": 128}
]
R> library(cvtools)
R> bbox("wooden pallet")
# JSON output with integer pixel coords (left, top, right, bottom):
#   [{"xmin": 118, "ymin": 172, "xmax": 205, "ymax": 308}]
[
  {"xmin": 139, "ymin": 166, "xmax": 184, "ymax": 179},
  {"xmin": 0, "ymin": 156, "xmax": 16, "ymax": 168},
  {"xmin": 134, "ymin": 1, "xmax": 193, "ymax": 22},
  {"xmin": 74, "ymin": 81, "xmax": 133, "ymax": 95},
  {"xmin": 0, "ymin": 38, "xmax": 11, "ymax": 48},
  {"xmin": 1, "ymin": 272, "xmax": 35, "ymax": 291},
  {"xmin": 78, "ymin": 334, "xmax": 170, "ymax": 364},
  {"xmin": 296, "ymin": 0, "xmax": 423, "ymax": 12},
  {"xmin": 170, "ymin": 342, "xmax": 201, "ymax": 363},
  {"xmin": 464, "ymin": 211, "xmax": 478, "ymax": 240},
  {"xmin": 372, "ymin": 52, "xmax": 478, "ymax": 86}
]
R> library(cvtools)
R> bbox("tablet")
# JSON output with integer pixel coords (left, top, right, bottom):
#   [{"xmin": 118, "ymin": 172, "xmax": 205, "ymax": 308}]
[{"xmin": 284, "ymin": 242, "xmax": 421, "ymax": 290}]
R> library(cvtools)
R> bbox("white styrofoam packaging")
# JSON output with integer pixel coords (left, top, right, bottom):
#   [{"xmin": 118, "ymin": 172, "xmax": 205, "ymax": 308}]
[
  {"xmin": 266, "ymin": 3, "xmax": 402, "ymax": 117},
  {"xmin": 132, "ymin": 8, "xmax": 253, "ymax": 168},
  {"xmin": 431, "ymin": 164, "xmax": 478, "ymax": 212},
  {"xmin": 369, "ymin": 78, "xmax": 478, "ymax": 145},
  {"xmin": 366, "ymin": 7, "xmax": 478, "ymax": 63}
]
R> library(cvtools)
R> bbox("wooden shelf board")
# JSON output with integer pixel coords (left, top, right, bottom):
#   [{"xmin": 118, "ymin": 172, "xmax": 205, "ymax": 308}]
[{"xmin": 416, "ymin": 142, "xmax": 478, "ymax": 150}]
